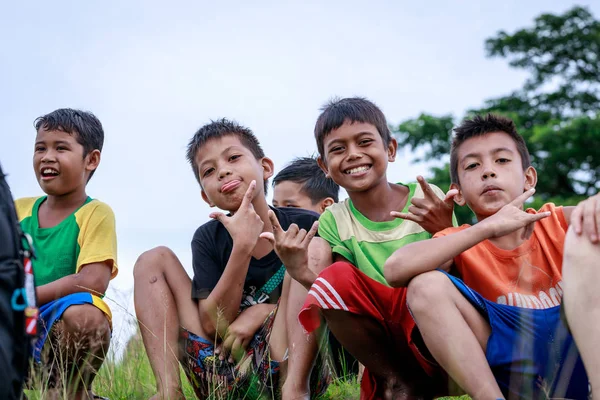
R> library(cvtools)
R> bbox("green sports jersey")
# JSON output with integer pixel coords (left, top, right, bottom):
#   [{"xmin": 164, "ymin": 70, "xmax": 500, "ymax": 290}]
[
  {"xmin": 15, "ymin": 196, "xmax": 118, "ymax": 287},
  {"xmin": 318, "ymin": 182, "xmax": 455, "ymax": 285}
]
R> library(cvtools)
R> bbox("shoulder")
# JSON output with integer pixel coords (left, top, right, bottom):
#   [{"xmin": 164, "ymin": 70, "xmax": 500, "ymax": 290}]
[
  {"xmin": 526, "ymin": 202, "xmax": 568, "ymax": 231},
  {"xmin": 76, "ymin": 199, "xmax": 116, "ymax": 221},
  {"xmin": 193, "ymin": 218, "xmax": 222, "ymax": 241},
  {"xmin": 14, "ymin": 197, "xmax": 41, "ymax": 221},
  {"xmin": 273, "ymin": 206, "xmax": 319, "ymax": 230},
  {"xmin": 433, "ymin": 224, "xmax": 471, "ymax": 238}
]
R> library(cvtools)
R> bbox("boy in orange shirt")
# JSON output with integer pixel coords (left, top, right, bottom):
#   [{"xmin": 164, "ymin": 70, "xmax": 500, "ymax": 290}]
[{"xmin": 385, "ymin": 114, "xmax": 599, "ymax": 399}]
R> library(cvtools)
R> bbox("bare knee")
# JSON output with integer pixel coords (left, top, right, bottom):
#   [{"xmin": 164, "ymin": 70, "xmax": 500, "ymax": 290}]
[
  {"xmin": 564, "ymin": 226, "xmax": 599, "ymax": 266},
  {"xmin": 406, "ymin": 271, "xmax": 453, "ymax": 316},
  {"xmin": 61, "ymin": 304, "xmax": 111, "ymax": 343},
  {"xmin": 133, "ymin": 246, "xmax": 177, "ymax": 279}
]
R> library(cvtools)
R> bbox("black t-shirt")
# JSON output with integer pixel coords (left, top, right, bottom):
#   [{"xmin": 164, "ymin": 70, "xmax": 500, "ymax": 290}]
[{"xmin": 191, "ymin": 206, "xmax": 319, "ymax": 311}]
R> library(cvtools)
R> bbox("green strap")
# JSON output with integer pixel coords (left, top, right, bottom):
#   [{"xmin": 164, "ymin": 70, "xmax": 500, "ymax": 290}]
[{"xmin": 253, "ymin": 265, "xmax": 285, "ymax": 303}]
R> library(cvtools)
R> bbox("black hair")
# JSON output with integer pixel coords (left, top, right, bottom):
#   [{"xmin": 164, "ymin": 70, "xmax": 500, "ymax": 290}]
[
  {"xmin": 273, "ymin": 156, "xmax": 340, "ymax": 203},
  {"xmin": 451, "ymin": 113, "xmax": 531, "ymax": 184},
  {"xmin": 186, "ymin": 118, "xmax": 268, "ymax": 193},
  {"xmin": 34, "ymin": 108, "xmax": 104, "ymax": 180},
  {"xmin": 314, "ymin": 97, "xmax": 391, "ymax": 159}
]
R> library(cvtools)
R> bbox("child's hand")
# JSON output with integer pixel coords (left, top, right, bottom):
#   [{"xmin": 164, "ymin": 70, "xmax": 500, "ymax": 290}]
[
  {"xmin": 570, "ymin": 193, "xmax": 600, "ymax": 244},
  {"xmin": 480, "ymin": 189, "xmax": 550, "ymax": 239},
  {"xmin": 210, "ymin": 180, "xmax": 264, "ymax": 252},
  {"xmin": 259, "ymin": 210, "xmax": 319, "ymax": 276},
  {"xmin": 391, "ymin": 176, "xmax": 458, "ymax": 234}
]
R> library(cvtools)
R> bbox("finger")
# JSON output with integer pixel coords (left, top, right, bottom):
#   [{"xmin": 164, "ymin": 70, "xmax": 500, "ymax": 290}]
[
  {"xmin": 444, "ymin": 189, "xmax": 459, "ymax": 205},
  {"xmin": 510, "ymin": 188, "xmax": 536, "ymax": 208},
  {"xmin": 259, "ymin": 232, "xmax": 275, "ymax": 244},
  {"xmin": 230, "ymin": 337, "xmax": 245, "ymax": 363},
  {"xmin": 410, "ymin": 197, "xmax": 427, "ymax": 208},
  {"xmin": 267, "ymin": 209, "xmax": 284, "ymax": 240},
  {"xmin": 302, "ymin": 221, "xmax": 319, "ymax": 246},
  {"xmin": 593, "ymin": 198, "xmax": 600, "ymax": 243},
  {"xmin": 408, "ymin": 205, "xmax": 427, "ymax": 217},
  {"xmin": 417, "ymin": 176, "xmax": 434, "ymax": 199},
  {"xmin": 210, "ymin": 212, "xmax": 227, "ymax": 224},
  {"xmin": 220, "ymin": 335, "xmax": 235, "ymax": 360},
  {"xmin": 582, "ymin": 200, "xmax": 598, "ymax": 243},
  {"xmin": 296, "ymin": 228, "xmax": 308, "ymax": 244},
  {"xmin": 570, "ymin": 205, "xmax": 583, "ymax": 235},
  {"xmin": 527, "ymin": 211, "xmax": 551, "ymax": 223},
  {"xmin": 390, "ymin": 211, "xmax": 422, "ymax": 223},
  {"xmin": 240, "ymin": 180, "xmax": 257, "ymax": 209},
  {"xmin": 287, "ymin": 223, "xmax": 299, "ymax": 236}
]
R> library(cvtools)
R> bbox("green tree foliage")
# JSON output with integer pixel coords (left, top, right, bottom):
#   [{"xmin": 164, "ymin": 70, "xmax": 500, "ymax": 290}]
[{"xmin": 393, "ymin": 6, "xmax": 600, "ymax": 224}]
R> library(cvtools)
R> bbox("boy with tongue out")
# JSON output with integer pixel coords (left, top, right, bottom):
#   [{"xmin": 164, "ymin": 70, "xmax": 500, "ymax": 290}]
[
  {"xmin": 15, "ymin": 108, "xmax": 118, "ymax": 400},
  {"xmin": 133, "ymin": 118, "xmax": 330, "ymax": 400}
]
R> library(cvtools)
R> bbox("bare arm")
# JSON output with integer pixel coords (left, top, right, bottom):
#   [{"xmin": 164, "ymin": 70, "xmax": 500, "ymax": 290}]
[
  {"xmin": 384, "ymin": 224, "xmax": 488, "ymax": 288},
  {"xmin": 36, "ymin": 261, "xmax": 112, "ymax": 306}
]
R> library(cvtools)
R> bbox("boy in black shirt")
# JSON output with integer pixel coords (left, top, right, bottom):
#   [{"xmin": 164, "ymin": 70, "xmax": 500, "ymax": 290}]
[{"xmin": 133, "ymin": 119, "xmax": 330, "ymax": 399}]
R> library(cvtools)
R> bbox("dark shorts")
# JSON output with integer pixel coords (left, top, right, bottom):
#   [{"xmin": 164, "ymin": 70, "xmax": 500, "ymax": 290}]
[
  {"xmin": 180, "ymin": 306, "xmax": 330, "ymax": 399},
  {"xmin": 440, "ymin": 270, "xmax": 590, "ymax": 400}
]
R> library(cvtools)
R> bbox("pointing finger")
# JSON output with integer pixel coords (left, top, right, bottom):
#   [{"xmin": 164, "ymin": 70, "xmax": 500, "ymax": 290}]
[
  {"xmin": 510, "ymin": 188, "xmax": 536, "ymax": 208},
  {"xmin": 417, "ymin": 176, "xmax": 434, "ymax": 198},
  {"xmin": 302, "ymin": 221, "xmax": 319, "ymax": 246},
  {"xmin": 444, "ymin": 189, "xmax": 459, "ymax": 205},
  {"xmin": 240, "ymin": 180, "xmax": 257, "ymax": 209}
]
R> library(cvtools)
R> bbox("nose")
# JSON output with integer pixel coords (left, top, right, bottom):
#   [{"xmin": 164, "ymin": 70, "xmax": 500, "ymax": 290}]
[
  {"xmin": 346, "ymin": 145, "xmax": 363, "ymax": 161},
  {"xmin": 218, "ymin": 166, "xmax": 232, "ymax": 180},
  {"xmin": 481, "ymin": 164, "xmax": 496, "ymax": 180},
  {"xmin": 40, "ymin": 148, "xmax": 56, "ymax": 163}
]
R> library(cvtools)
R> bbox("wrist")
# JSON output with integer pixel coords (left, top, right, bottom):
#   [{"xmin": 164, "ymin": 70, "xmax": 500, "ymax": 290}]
[
  {"xmin": 232, "ymin": 241, "xmax": 255, "ymax": 256},
  {"xmin": 473, "ymin": 220, "xmax": 493, "ymax": 240}
]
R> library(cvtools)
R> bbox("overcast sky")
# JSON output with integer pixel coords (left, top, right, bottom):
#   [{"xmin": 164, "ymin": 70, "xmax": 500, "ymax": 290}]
[{"xmin": 2, "ymin": 1, "xmax": 598, "ymax": 356}]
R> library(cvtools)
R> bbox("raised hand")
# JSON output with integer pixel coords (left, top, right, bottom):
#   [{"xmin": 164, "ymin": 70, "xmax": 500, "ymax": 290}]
[
  {"xmin": 259, "ymin": 210, "xmax": 319, "ymax": 278},
  {"xmin": 210, "ymin": 180, "xmax": 264, "ymax": 252},
  {"xmin": 391, "ymin": 176, "xmax": 458, "ymax": 234},
  {"xmin": 480, "ymin": 189, "xmax": 550, "ymax": 239},
  {"xmin": 570, "ymin": 193, "xmax": 600, "ymax": 244}
]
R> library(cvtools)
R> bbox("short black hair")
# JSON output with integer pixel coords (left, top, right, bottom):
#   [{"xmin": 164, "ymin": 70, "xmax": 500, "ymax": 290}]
[
  {"xmin": 186, "ymin": 118, "xmax": 269, "ymax": 194},
  {"xmin": 314, "ymin": 97, "xmax": 391, "ymax": 159},
  {"xmin": 451, "ymin": 113, "xmax": 531, "ymax": 184},
  {"xmin": 273, "ymin": 156, "xmax": 340, "ymax": 203},
  {"xmin": 34, "ymin": 108, "xmax": 104, "ymax": 180}
]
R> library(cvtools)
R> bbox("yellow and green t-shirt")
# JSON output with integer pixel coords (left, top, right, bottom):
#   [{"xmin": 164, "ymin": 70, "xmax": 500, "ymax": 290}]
[
  {"xmin": 318, "ymin": 182, "xmax": 456, "ymax": 285},
  {"xmin": 14, "ymin": 196, "xmax": 118, "ymax": 287}
]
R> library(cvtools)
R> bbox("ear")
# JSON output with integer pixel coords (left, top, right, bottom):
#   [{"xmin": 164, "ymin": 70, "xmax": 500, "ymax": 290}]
[
  {"xmin": 387, "ymin": 137, "xmax": 398, "ymax": 162},
  {"xmin": 84, "ymin": 149, "xmax": 101, "ymax": 173},
  {"xmin": 201, "ymin": 190, "xmax": 215, "ymax": 208},
  {"xmin": 317, "ymin": 156, "xmax": 330, "ymax": 178},
  {"xmin": 523, "ymin": 166, "xmax": 537, "ymax": 191},
  {"xmin": 450, "ymin": 183, "xmax": 466, "ymax": 206},
  {"xmin": 318, "ymin": 197, "xmax": 335, "ymax": 214},
  {"xmin": 261, "ymin": 157, "xmax": 275, "ymax": 181}
]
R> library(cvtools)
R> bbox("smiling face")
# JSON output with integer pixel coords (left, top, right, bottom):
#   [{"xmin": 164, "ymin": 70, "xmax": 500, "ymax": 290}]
[
  {"xmin": 452, "ymin": 131, "xmax": 537, "ymax": 220},
  {"xmin": 33, "ymin": 128, "xmax": 99, "ymax": 196},
  {"xmin": 317, "ymin": 121, "xmax": 396, "ymax": 194},
  {"xmin": 195, "ymin": 135, "xmax": 273, "ymax": 212}
]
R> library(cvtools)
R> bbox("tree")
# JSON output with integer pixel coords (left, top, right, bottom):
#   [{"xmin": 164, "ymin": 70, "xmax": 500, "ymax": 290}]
[{"xmin": 394, "ymin": 6, "xmax": 600, "ymax": 224}]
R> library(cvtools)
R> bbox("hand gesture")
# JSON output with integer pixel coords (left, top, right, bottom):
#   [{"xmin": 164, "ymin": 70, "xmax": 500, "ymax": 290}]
[
  {"xmin": 259, "ymin": 210, "xmax": 319, "ymax": 277},
  {"xmin": 480, "ymin": 189, "xmax": 550, "ymax": 239},
  {"xmin": 391, "ymin": 176, "xmax": 458, "ymax": 234},
  {"xmin": 210, "ymin": 180, "xmax": 264, "ymax": 252},
  {"xmin": 570, "ymin": 193, "xmax": 600, "ymax": 244},
  {"xmin": 215, "ymin": 317, "xmax": 255, "ymax": 363}
]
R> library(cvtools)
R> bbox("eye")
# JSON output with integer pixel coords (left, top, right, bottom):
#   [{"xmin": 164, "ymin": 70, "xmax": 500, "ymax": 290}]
[
  {"xmin": 329, "ymin": 146, "xmax": 344, "ymax": 153},
  {"xmin": 286, "ymin": 204, "xmax": 299, "ymax": 208},
  {"xmin": 465, "ymin": 163, "xmax": 478, "ymax": 170},
  {"xmin": 202, "ymin": 168, "xmax": 214, "ymax": 177},
  {"xmin": 359, "ymin": 139, "xmax": 373, "ymax": 146},
  {"xmin": 35, "ymin": 146, "xmax": 45, "ymax": 152},
  {"xmin": 56, "ymin": 146, "xmax": 67, "ymax": 151},
  {"xmin": 229, "ymin": 154, "xmax": 241, "ymax": 162},
  {"xmin": 497, "ymin": 158, "xmax": 510, "ymax": 164}
]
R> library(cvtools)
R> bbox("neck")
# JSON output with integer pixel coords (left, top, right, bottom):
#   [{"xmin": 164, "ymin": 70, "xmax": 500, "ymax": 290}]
[
  {"xmin": 252, "ymin": 196, "xmax": 273, "ymax": 233},
  {"xmin": 45, "ymin": 187, "xmax": 88, "ymax": 211},
  {"xmin": 348, "ymin": 178, "xmax": 408, "ymax": 222},
  {"xmin": 488, "ymin": 228, "xmax": 527, "ymax": 250}
]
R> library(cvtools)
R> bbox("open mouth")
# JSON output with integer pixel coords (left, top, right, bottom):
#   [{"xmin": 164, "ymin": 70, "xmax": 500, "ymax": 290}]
[
  {"xmin": 40, "ymin": 168, "xmax": 59, "ymax": 179},
  {"xmin": 221, "ymin": 179, "xmax": 242, "ymax": 193},
  {"xmin": 344, "ymin": 165, "xmax": 371, "ymax": 175}
]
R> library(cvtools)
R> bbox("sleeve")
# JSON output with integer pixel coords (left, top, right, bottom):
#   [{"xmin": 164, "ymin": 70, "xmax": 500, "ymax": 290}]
[
  {"xmin": 528, "ymin": 203, "xmax": 568, "ymax": 232},
  {"xmin": 75, "ymin": 202, "xmax": 118, "ymax": 278},
  {"xmin": 14, "ymin": 197, "xmax": 37, "ymax": 222},
  {"xmin": 317, "ymin": 209, "xmax": 355, "ymax": 264},
  {"xmin": 190, "ymin": 224, "xmax": 223, "ymax": 300},
  {"xmin": 432, "ymin": 224, "xmax": 470, "ymax": 239},
  {"xmin": 429, "ymin": 184, "xmax": 458, "ymax": 227}
]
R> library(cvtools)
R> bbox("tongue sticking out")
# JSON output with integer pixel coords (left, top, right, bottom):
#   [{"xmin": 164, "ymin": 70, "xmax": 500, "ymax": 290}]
[{"xmin": 221, "ymin": 180, "xmax": 241, "ymax": 193}]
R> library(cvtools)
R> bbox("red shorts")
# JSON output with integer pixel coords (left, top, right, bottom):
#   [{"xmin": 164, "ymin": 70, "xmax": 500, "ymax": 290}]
[{"xmin": 298, "ymin": 262, "xmax": 440, "ymax": 399}]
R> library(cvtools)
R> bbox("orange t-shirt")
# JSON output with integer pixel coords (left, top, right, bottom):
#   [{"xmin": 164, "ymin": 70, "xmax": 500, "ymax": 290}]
[{"xmin": 434, "ymin": 203, "xmax": 567, "ymax": 309}]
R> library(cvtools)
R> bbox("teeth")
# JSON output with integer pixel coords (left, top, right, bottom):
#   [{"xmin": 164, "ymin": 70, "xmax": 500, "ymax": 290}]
[
  {"xmin": 42, "ymin": 168, "xmax": 58, "ymax": 175},
  {"xmin": 346, "ymin": 166, "xmax": 370, "ymax": 174}
]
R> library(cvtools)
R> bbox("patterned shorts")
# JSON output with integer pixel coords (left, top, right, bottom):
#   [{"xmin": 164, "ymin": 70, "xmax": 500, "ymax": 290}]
[{"xmin": 179, "ymin": 306, "xmax": 331, "ymax": 399}]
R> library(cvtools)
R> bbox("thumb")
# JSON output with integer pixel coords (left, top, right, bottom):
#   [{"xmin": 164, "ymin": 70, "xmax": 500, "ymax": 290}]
[
  {"xmin": 259, "ymin": 232, "xmax": 275, "ymax": 245},
  {"xmin": 210, "ymin": 212, "xmax": 227, "ymax": 224},
  {"xmin": 444, "ymin": 189, "xmax": 459, "ymax": 206}
]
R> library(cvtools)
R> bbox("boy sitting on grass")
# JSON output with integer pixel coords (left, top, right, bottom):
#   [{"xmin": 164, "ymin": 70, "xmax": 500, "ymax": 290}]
[
  {"xmin": 384, "ymin": 114, "xmax": 598, "ymax": 399},
  {"xmin": 263, "ymin": 97, "xmax": 457, "ymax": 399},
  {"xmin": 272, "ymin": 156, "xmax": 360, "ymax": 379},
  {"xmin": 133, "ymin": 119, "xmax": 330, "ymax": 399},
  {"xmin": 15, "ymin": 108, "xmax": 118, "ymax": 400}
]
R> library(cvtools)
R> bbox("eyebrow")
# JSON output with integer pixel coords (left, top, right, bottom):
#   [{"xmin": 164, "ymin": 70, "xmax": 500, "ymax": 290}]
[
  {"xmin": 461, "ymin": 147, "xmax": 514, "ymax": 162},
  {"xmin": 35, "ymin": 140, "xmax": 71, "ymax": 146},
  {"xmin": 198, "ymin": 145, "xmax": 244, "ymax": 170},
  {"xmin": 326, "ymin": 131, "xmax": 376, "ymax": 148}
]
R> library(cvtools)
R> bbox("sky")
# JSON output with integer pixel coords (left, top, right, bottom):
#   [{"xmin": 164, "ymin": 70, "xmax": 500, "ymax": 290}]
[{"xmin": 2, "ymin": 0, "xmax": 598, "ymax": 357}]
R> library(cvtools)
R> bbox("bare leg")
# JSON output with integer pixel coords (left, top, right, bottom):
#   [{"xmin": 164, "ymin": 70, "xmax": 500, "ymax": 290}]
[
  {"xmin": 562, "ymin": 226, "xmax": 600, "ymax": 392},
  {"xmin": 133, "ymin": 246, "xmax": 206, "ymax": 400},
  {"xmin": 407, "ymin": 271, "xmax": 503, "ymax": 400}
]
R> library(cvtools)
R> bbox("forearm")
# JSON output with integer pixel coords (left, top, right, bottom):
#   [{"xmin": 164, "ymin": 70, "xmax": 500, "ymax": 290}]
[
  {"xmin": 384, "ymin": 223, "xmax": 489, "ymax": 287},
  {"xmin": 36, "ymin": 273, "xmax": 107, "ymax": 306},
  {"xmin": 236, "ymin": 303, "xmax": 276, "ymax": 333},
  {"xmin": 200, "ymin": 244, "xmax": 252, "ymax": 330}
]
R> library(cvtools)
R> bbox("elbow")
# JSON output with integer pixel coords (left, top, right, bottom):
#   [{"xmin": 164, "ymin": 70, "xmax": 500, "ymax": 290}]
[
  {"xmin": 76, "ymin": 274, "xmax": 109, "ymax": 297},
  {"xmin": 384, "ymin": 256, "xmax": 410, "ymax": 288}
]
